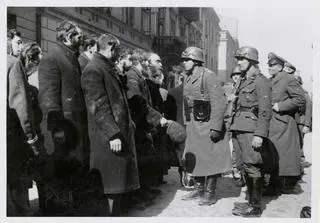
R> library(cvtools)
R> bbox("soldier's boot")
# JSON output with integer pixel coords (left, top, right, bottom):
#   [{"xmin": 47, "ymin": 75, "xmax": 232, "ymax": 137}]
[
  {"xmin": 199, "ymin": 174, "xmax": 218, "ymax": 206},
  {"xmin": 263, "ymin": 173, "xmax": 281, "ymax": 196},
  {"xmin": 181, "ymin": 177, "xmax": 205, "ymax": 201},
  {"xmin": 233, "ymin": 174, "xmax": 252, "ymax": 213},
  {"xmin": 235, "ymin": 171, "xmax": 246, "ymax": 187},
  {"xmin": 234, "ymin": 177, "xmax": 263, "ymax": 217}
]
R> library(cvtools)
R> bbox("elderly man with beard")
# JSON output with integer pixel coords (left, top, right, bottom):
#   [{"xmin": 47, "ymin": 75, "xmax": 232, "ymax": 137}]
[
  {"xmin": 125, "ymin": 49, "xmax": 171, "ymax": 208},
  {"xmin": 7, "ymin": 42, "xmax": 44, "ymax": 216},
  {"xmin": 38, "ymin": 20, "xmax": 90, "ymax": 215},
  {"xmin": 146, "ymin": 54, "xmax": 171, "ymax": 185}
]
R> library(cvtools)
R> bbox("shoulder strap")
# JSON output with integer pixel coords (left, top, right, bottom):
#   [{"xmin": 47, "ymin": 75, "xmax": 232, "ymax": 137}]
[{"xmin": 200, "ymin": 69, "xmax": 205, "ymax": 97}]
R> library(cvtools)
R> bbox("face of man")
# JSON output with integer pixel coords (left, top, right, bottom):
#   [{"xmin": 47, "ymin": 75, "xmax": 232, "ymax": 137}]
[
  {"xmin": 268, "ymin": 63, "xmax": 282, "ymax": 76},
  {"xmin": 149, "ymin": 53, "xmax": 163, "ymax": 70},
  {"xmin": 122, "ymin": 55, "xmax": 132, "ymax": 70},
  {"xmin": 89, "ymin": 43, "xmax": 98, "ymax": 55},
  {"xmin": 236, "ymin": 57, "xmax": 250, "ymax": 72},
  {"xmin": 232, "ymin": 74, "xmax": 240, "ymax": 84},
  {"xmin": 69, "ymin": 27, "xmax": 83, "ymax": 50},
  {"xmin": 284, "ymin": 66, "xmax": 295, "ymax": 74},
  {"xmin": 11, "ymin": 35, "xmax": 23, "ymax": 56},
  {"xmin": 183, "ymin": 59, "xmax": 195, "ymax": 71}
]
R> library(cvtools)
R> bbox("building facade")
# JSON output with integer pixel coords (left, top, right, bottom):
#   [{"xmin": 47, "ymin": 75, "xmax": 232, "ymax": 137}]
[{"xmin": 218, "ymin": 29, "xmax": 239, "ymax": 83}]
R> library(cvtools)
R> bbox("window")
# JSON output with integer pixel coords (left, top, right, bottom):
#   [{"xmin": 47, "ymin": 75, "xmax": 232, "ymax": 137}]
[
  {"xmin": 142, "ymin": 8, "xmax": 151, "ymax": 33},
  {"xmin": 7, "ymin": 13, "xmax": 17, "ymax": 30},
  {"xmin": 170, "ymin": 19, "xmax": 176, "ymax": 36}
]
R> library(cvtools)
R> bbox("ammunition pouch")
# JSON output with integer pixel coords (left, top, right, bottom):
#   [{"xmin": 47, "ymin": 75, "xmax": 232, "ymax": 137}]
[{"xmin": 193, "ymin": 99, "xmax": 211, "ymax": 122}]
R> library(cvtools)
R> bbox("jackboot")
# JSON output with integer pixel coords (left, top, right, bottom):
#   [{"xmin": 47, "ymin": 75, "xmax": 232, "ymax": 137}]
[
  {"xmin": 181, "ymin": 177, "xmax": 205, "ymax": 201},
  {"xmin": 199, "ymin": 175, "xmax": 218, "ymax": 206},
  {"xmin": 234, "ymin": 177, "xmax": 263, "ymax": 217},
  {"xmin": 233, "ymin": 174, "xmax": 252, "ymax": 213}
]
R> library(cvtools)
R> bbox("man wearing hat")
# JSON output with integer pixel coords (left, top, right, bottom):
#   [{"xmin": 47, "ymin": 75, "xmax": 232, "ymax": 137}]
[
  {"xmin": 293, "ymin": 75, "xmax": 312, "ymax": 168},
  {"xmin": 283, "ymin": 61, "xmax": 296, "ymax": 75},
  {"xmin": 267, "ymin": 52, "xmax": 306, "ymax": 194},
  {"xmin": 230, "ymin": 46, "xmax": 272, "ymax": 217},
  {"xmin": 181, "ymin": 46, "xmax": 231, "ymax": 206},
  {"xmin": 283, "ymin": 62, "xmax": 312, "ymax": 168}
]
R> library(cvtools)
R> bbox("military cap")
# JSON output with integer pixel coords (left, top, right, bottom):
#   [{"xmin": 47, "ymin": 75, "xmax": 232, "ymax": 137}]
[
  {"xmin": 284, "ymin": 61, "xmax": 296, "ymax": 73},
  {"xmin": 166, "ymin": 121, "xmax": 186, "ymax": 144},
  {"xmin": 268, "ymin": 52, "xmax": 286, "ymax": 67},
  {"xmin": 234, "ymin": 46, "xmax": 259, "ymax": 63},
  {"xmin": 181, "ymin": 47, "xmax": 205, "ymax": 63}
]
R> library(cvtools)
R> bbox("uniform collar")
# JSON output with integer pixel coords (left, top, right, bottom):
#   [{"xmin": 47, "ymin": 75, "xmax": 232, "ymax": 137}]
[{"xmin": 270, "ymin": 71, "xmax": 286, "ymax": 84}]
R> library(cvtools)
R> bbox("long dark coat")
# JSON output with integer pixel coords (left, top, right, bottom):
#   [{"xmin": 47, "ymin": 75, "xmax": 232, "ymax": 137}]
[
  {"xmin": 78, "ymin": 52, "xmax": 90, "ymax": 71},
  {"xmin": 38, "ymin": 43, "xmax": 89, "ymax": 166},
  {"xmin": 269, "ymin": 71, "xmax": 305, "ymax": 176},
  {"xmin": 81, "ymin": 53, "xmax": 139, "ymax": 194},
  {"xmin": 126, "ymin": 67, "xmax": 162, "ymax": 168},
  {"xmin": 183, "ymin": 66, "xmax": 231, "ymax": 176},
  {"xmin": 7, "ymin": 55, "xmax": 35, "ymax": 184}
]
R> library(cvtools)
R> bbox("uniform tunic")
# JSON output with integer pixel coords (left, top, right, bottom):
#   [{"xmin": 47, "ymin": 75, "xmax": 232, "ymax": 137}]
[
  {"xmin": 183, "ymin": 66, "xmax": 231, "ymax": 176},
  {"xmin": 230, "ymin": 72, "xmax": 273, "ymax": 170},
  {"xmin": 269, "ymin": 71, "xmax": 305, "ymax": 176}
]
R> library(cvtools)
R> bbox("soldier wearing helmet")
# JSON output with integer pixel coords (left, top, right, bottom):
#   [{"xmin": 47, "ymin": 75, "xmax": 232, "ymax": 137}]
[
  {"xmin": 266, "ymin": 52, "xmax": 305, "ymax": 196},
  {"xmin": 181, "ymin": 46, "xmax": 232, "ymax": 206},
  {"xmin": 230, "ymin": 46, "xmax": 272, "ymax": 217},
  {"xmin": 231, "ymin": 65, "xmax": 242, "ymax": 85}
]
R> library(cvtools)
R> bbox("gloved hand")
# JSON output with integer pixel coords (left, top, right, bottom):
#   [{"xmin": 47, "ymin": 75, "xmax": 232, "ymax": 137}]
[
  {"xmin": 252, "ymin": 136, "xmax": 263, "ymax": 149},
  {"xmin": 52, "ymin": 130, "xmax": 66, "ymax": 145},
  {"xmin": 210, "ymin": 130, "xmax": 221, "ymax": 142}
]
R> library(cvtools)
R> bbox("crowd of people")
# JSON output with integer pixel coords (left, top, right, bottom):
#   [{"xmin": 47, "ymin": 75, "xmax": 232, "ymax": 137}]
[{"xmin": 6, "ymin": 19, "xmax": 312, "ymax": 217}]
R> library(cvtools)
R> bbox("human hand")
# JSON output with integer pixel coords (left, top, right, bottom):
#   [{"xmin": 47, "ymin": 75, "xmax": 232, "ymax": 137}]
[
  {"xmin": 272, "ymin": 103, "xmax": 279, "ymax": 112},
  {"xmin": 210, "ymin": 130, "xmax": 221, "ymax": 142},
  {"xmin": 302, "ymin": 126, "xmax": 311, "ymax": 134},
  {"xmin": 252, "ymin": 136, "xmax": 263, "ymax": 149},
  {"xmin": 109, "ymin": 138, "xmax": 122, "ymax": 153}
]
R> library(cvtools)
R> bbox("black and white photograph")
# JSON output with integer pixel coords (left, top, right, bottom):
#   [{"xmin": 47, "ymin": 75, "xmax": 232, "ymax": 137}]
[{"xmin": 2, "ymin": 0, "xmax": 319, "ymax": 221}]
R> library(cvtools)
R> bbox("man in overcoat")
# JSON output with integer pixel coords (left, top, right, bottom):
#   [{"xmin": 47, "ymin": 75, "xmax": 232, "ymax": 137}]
[
  {"xmin": 78, "ymin": 34, "xmax": 98, "ymax": 71},
  {"xmin": 7, "ymin": 42, "xmax": 44, "ymax": 215},
  {"xmin": 267, "ymin": 52, "xmax": 305, "ymax": 193},
  {"xmin": 230, "ymin": 46, "xmax": 272, "ymax": 217},
  {"xmin": 181, "ymin": 46, "xmax": 231, "ymax": 206},
  {"xmin": 284, "ymin": 62, "xmax": 312, "ymax": 168},
  {"xmin": 38, "ymin": 20, "xmax": 89, "ymax": 213},
  {"xmin": 81, "ymin": 33, "xmax": 139, "ymax": 216},
  {"xmin": 126, "ymin": 49, "xmax": 170, "ymax": 203}
]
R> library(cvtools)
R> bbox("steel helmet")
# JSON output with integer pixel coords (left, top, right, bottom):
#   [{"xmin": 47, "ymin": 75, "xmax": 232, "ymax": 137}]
[
  {"xmin": 234, "ymin": 46, "xmax": 259, "ymax": 64},
  {"xmin": 181, "ymin": 47, "xmax": 205, "ymax": 63},
  {"xmin": 231, "ymin": 65, "xmax": 242, "ymax": 77}
]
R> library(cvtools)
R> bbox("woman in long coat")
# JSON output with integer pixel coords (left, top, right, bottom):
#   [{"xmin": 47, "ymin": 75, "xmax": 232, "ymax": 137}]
[{"xmin": 181, "ymin": 47, "xmax": 231, "ymax": 206}]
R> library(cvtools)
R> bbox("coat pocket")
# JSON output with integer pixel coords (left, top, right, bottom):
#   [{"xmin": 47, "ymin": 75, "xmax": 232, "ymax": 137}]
[{"xmin": 193, "ymin": 99, "xmax": 211, "ymax": 122}]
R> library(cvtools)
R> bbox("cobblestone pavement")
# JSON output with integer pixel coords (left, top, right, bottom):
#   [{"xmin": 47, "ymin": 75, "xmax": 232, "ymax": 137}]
[{"xmin": 28, "ymin": 133, "xmax": 312, "ymax": 217}]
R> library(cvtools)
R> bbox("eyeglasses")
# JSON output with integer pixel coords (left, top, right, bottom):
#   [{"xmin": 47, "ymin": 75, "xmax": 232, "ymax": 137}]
[{"xmin": 182, "ymin": 58, "xmax": 192, "ymax": 62}]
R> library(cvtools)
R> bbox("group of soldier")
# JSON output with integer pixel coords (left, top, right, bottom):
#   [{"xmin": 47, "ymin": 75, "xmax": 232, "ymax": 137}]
[{"xmin": 6, "ymin": 18, "xmax": 312, "ymax": 218}]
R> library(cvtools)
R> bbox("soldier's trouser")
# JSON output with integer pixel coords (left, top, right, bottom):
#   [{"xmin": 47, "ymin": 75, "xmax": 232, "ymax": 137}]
[{"xmin": 7, "ymin": 181, "xmax": 30, "ymax": 216}]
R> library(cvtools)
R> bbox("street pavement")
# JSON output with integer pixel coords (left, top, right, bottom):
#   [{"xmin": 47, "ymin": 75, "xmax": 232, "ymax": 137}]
[{"xmin": 28, "ymin": 133, "xmax": 312, "ymax": 217}]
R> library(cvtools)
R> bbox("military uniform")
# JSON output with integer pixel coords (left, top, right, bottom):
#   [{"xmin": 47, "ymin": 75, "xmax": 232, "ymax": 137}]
[
  {"xmin": 231, "ymin": 46, "xmax": 272, "ymax": 218},
  {"xmin": 180, "ymin": 47, "xmax": 230, "ymax": 206},
  {"xmin": 230, "ymin": 71, "xmax": 273, "ymax": 175}
]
